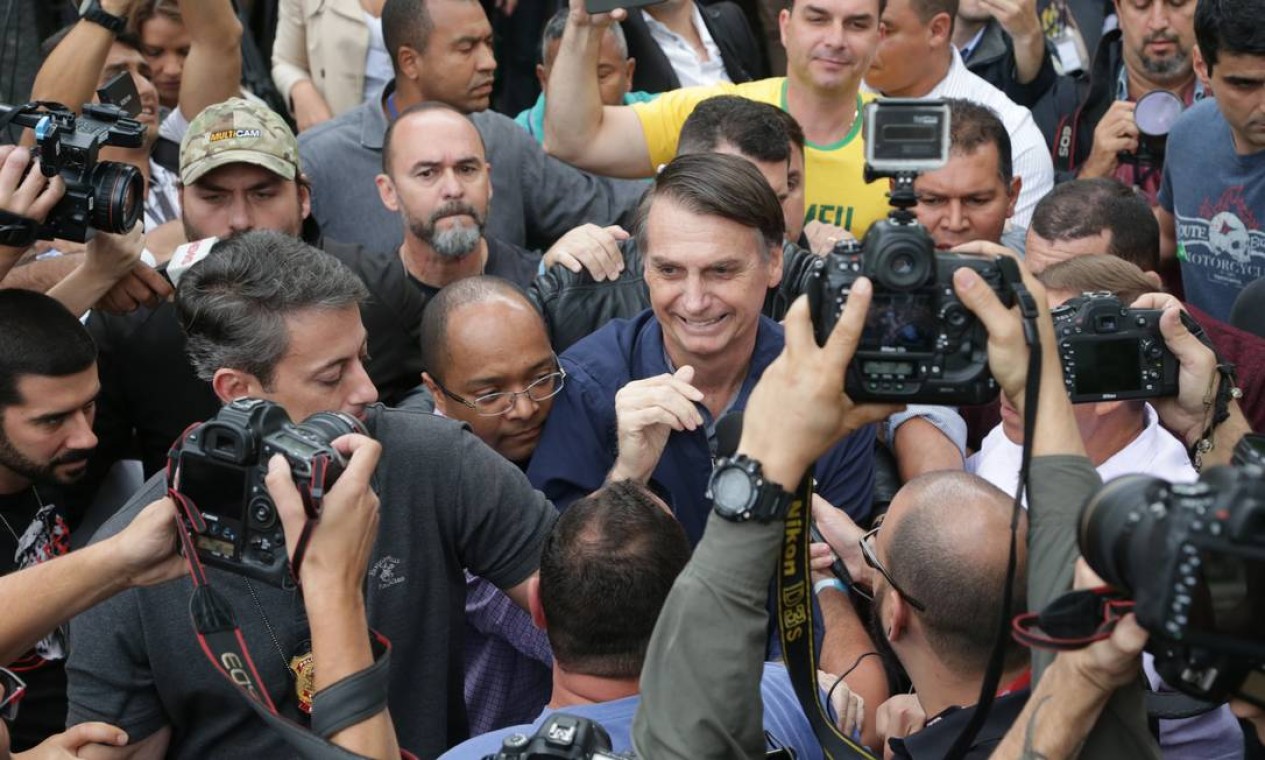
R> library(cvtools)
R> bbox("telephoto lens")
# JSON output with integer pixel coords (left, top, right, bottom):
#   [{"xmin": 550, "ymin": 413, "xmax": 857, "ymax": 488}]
[{"xmin": 89, "ymin": 161, "xmax": 144, "ymax": 233}]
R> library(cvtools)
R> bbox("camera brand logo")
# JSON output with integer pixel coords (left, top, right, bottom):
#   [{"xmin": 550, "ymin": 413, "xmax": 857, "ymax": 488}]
[
  {"xmin": 209, "ymin": 128, "xmax": 263, "ymax": 143},
  {"xmin": 219, "ymin": 653, "xmax": 261, "ymax": 700},
  {"xmin": 371, "ymin": 556, "xmax": 405, "ymax": 590}
]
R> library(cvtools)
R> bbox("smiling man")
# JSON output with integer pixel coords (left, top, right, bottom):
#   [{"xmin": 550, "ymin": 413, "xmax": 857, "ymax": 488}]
[
  {"xmin": 0, "ymin": 291, "xmax": 99, "ymax": 751},
  {"xmin": 527, "ymin": 153, "xmax": 875, "ymax": 545}
]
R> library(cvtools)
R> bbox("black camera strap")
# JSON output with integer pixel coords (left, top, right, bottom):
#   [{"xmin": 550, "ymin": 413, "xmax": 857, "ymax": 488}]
[
  {"xmin": 163, "ymin": 437, "xmax": 412, "ymax": 759},
  {"xmin": 941, "ymin": 264, "xmax": 1039, "ymax": 760},
  {"xmin": 777, "ymin": 473, "xmax": 878, "ymax": 760}
]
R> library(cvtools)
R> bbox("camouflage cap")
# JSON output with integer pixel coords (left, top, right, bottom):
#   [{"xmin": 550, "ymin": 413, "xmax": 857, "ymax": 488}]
[{"xmin": 180, "ymin": 98, "xmax": 299, "ymax": 185}]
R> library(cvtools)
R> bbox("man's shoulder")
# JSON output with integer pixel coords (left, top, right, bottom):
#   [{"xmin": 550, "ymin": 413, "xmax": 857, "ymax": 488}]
[
  {"xmin": 1169, "ymin": 98, "xmax": 1226, "ymax": 144},
  {"xmin": 487, "ymin": 238, "xmax": 543, "ymax": 288},
  {"xmin": 88, "ymin": 473, "xmax": 168, "ymax": 545},
  {"xmin": 365, "ymin": 404, "xmax": 468, "ymax": 447},
  {"xmin": 560, "ymin": 311, "xmax": 656, "ymax": 387},
  {"xmin": 299, "ymin": 102, "xmax": 374, "ymax": 153}
]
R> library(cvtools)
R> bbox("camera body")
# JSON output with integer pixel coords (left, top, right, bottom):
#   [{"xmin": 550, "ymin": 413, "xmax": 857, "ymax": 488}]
[
  {"xmin": 807, "ymin": 99, "xmax": 1016, "ymax": 405},
  {"xmin": 32, "ymin": 102, "xmax": 147, "ymax": 242},
  {"xmin": 169, "ymin": 398, "xmax": 364, "ymax": 586},
  {"xmin": 1050, "ymin": 292, "xmax": 1179, "ymax": 403},
  {"xmin": 484, "ymin": 714, "xmax": 633, "ymax": 760},
  {"xmin": 1080, "ymin": 438, "xmax": 1265, "ymax": 707}
]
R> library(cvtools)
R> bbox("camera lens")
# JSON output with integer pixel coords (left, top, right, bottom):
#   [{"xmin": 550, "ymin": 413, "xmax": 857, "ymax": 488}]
[
  {"xmin": 1135, "ymin": 90, "xmax": 1184, "ymax": 139},
  {"xmin": 299, "ymin": 411, "xmax": 367, "ymax": 444},
  {"xmin": 89, "ymin": 160, "xmax": 144, "ymax": 233},
  {"xmin": 1079, "ymin": 473, "xmax": 1171, "ymax": 593},
  {"xmin": 874, "ymin": 237, "xmax": 933, "ymax": 291}
]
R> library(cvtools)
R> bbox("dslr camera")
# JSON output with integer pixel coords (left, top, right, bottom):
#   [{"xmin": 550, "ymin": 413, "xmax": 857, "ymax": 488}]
[
  {"xmin": 807, "ymin": 99, "xmax": 1016, "ymax": 405},
  {"xmin": 484, "ymin": 714, "xmax": 633, "ymax": 760},
  {"xmin": 169, "ymin": 398, "xmax": 365, "ymax": 586},
  {"xmin": 1080, "ymin": 434, "xmax": 1265, "ymax": 707},
  {"xmin": 1050, "ymin": 292, "xmax": 1179, "ymax": 403},
  {"xmin": 1120, "ymin": 90, "xmax": 1185, "ymax": 170},
  {"xmin": 0, "ymin": 97, "xmax": 145, "ymax": 243}
]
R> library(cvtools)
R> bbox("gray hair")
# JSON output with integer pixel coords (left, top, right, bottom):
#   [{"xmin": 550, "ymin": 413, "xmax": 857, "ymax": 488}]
[
  {"xmin": 175, "ymin": 230, "xmax": 368, "ymax": 388},
  {"xmin": 540, "ymin": 9, "xmax": 628, "ymax": 63}
]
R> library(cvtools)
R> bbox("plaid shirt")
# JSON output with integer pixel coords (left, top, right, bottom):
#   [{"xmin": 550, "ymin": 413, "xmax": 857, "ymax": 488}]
[{"xmin": 463, "ymin": 573, "xmax": 554, "ymax": 735}]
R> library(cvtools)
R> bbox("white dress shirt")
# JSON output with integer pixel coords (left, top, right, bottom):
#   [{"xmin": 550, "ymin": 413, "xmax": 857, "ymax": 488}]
[{"xmin": 641, "ymin": 4, "xmax": 732, "ymax": 88}]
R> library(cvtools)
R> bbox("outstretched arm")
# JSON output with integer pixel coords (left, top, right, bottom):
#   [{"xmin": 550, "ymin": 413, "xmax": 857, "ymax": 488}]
[
  {"xmin": 174, "ymin": 0, "xmax": 243, "ymax": 122},
  {"xmin": 543, "ymin": 0, "xmax": 654, "ymax": 177}
]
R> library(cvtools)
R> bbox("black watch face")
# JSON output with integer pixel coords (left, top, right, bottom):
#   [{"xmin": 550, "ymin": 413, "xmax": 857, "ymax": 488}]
[{"xmin": 712, "ymin": 466, "xmax": 754, "ymax": 517}]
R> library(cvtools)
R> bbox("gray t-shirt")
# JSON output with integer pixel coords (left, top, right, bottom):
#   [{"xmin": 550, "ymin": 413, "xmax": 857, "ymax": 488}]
[
  {"xmin": 298, "ymin": 89, "xmax": 644, "ymax": 255},
  {"xmin": 1159, "ymin": 99, "xmax": 1265, "ymax": 322},
  {"xmin": 66, "ymin": 405, "xmax": 557, "ymax": 759}
]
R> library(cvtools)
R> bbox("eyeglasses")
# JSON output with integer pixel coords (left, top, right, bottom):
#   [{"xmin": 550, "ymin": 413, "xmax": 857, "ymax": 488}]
[
  {"xmin": 433, "ymin": 360, "xmax": 567, "ymax": 417},
  {"xmin": 0, "ymin": 667, "xmax": 26, "ymax": 722},
  {"xmin": 860, "ymin": 525, "xmax": 927, "ymax": 612}
]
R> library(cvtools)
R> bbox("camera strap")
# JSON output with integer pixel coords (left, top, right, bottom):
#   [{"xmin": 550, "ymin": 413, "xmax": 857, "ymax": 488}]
[
  {"xmin": 164, "ymin": 438, "xmax": 413, "ymax": 759},
  {"xmin": 1011, "ymin": 587, "xmax": 1135, "ymax": 651},
  {"xmin": 0, "ymin": 209, "xmax": 38, "ymax": 249},
  {"xmin": 942, "ymin": 264, "xmax": 1039, "ymax": 760},
  {"xmin": 777, "ymin": 473, "xmax": 878, "ymax": 760}
]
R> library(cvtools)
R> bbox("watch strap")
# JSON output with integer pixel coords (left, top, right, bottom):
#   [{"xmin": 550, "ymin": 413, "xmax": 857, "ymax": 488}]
[{"xmin": 81, "ymin": 1, "xmax": 126, "ymax": 35}]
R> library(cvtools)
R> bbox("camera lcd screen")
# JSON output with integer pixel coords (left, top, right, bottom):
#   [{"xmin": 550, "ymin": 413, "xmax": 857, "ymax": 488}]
[
  {"xmin": 1070, "ymin": 339, "xmax": 1142, "ymax": 395},
  {"xmin": 863, "ymin": 294, "xmax": 937, "ymax": 352},
  {"xmin": 1186, "ymin": 551, "xmax": 1265, "ymax": 644},
  {"xmin": 179, "ymin": 455, "xmax": 250, "ymax": 522}
]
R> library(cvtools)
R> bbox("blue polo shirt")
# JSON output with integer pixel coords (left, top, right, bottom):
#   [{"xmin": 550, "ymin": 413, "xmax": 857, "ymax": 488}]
[{"xmin": 526, "ymin": 310, "xmax": 876, "ymax": 545}]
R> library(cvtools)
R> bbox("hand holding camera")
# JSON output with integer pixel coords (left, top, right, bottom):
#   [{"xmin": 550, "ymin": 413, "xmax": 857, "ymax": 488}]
[
  {"xmin": 266, "ymin": 433, "xmax": 382, "ymax": 593},
  {"xmin": 1081, "ymin": 100, "xmax": 1139, "ymax": 178},
  {"xmin": 0, "ymin": 146, "xmax": 65, "ymax": 264}
]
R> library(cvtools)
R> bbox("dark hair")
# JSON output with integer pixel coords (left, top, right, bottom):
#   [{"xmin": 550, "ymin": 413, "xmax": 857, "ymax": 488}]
[
  {"xmin": 538, "ymin": 480, "xmax": 692, "ymax": 677},
  {"xmin": 677, "ymin": 96, "xmax": 791, "ymax": 165},
  {"xmin": 946, "ymin": 99, "xmax": 1012, "ymax": 185},
  {"xmin": 175, "ymin": 230, "xmax": 368, "ymax": 388},
  {"xmin": 382, "ymin": 0, "xmax": 435, "ymax": 72},
  {"xmin": 1037, "ymin": 254, "xmax": 1159, "ymax": 306},
  {"xmin": 540, "ymin": 8, "xmax": 628, "ymax": 63},
  {"xmin": 128, "ymin": 0, "xmax": 182, "ymax": 37},
  {"xmin": 1029, "ymin": 179, "xmax": 1159, "ymax": 272},
  {"xmin": 42, "ymin": 25, "xmax": 142, "ymax": 59},
  {"xmin": 775, "ymin": 108, "xmax": 806, "ymax": 154},
  {"xmin": 789, "ymin": 0, "xmax": 889, "ymax": 25},
  {"xmin": 0, "ymin": 290, "xmax": 97, "ymax": 408},
  {"xmin": 886, "ymin": 471, "xmax": 1028, "ymax": 676},
  {"xmin": 381, "ymin": 101, "xmax": 486, "ymax": 174},
  {"xmin": 419, "ymin": 275, "xmax": 541, "ymax": 381},
  {"xmin": 634, "ymin": 153, "xmax": 785, "ymax": 255},
  {"xmin": 1195, "ymin": 0, "xmax": 1265, "ymax": 76},
  {"xmin": 909, "ymin": 0, "xmax": 958, "ymax": 26}
]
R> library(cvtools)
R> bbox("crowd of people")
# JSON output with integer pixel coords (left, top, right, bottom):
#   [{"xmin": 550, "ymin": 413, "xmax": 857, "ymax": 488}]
[{"xmin": 0, "ymin": 0, "xmax": 1263, "ymax": 757}]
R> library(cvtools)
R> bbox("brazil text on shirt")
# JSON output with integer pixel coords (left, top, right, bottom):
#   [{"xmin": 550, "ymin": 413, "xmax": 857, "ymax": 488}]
[{"xmin": 632, "ymin": 78, "xmax": 891, "ymax": 236}]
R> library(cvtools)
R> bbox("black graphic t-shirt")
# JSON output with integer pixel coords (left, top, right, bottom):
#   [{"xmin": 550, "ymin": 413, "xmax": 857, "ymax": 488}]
[{"xmin": 0, "ymin": 486, "xmax": 72, "ymax": 751}]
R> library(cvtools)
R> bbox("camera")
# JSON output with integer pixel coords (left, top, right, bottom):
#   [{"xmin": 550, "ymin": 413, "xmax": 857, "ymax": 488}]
[
  {"xmin": 1050, "ymin": 292, "xmax": 1179, "ymax": 403},
  {"xmin": 1120, "ymin": 90, "xmax": 1184, "ymax": 169},
  {"xmin": 483, "ymin": 714, "xmax": 633, "ymax": 760},
  {"xmin": 169, "ymin": 398, "xmax": 365, "ymax": 586},
  {"xmin": 1079, "ymin": 435, "xmax": 1265, "ymax": 707},
  {"xmin": 807, "ymin": 99, "xmax": 1017, "ymax": 405},
  {"xmin": 0, "ymin": 100, "xmax": 146, "ymax": 242}
]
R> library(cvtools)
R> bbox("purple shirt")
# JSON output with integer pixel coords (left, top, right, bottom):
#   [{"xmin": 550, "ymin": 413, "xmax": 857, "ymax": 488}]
[{"xmin": 463, "ymin": 573, "xmax": 553, "ymax": 735}]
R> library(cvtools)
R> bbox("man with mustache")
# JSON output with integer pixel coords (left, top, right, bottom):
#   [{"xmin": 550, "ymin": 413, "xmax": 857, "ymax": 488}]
[
  {"xmin": 374, "ymin": 103, "xmax": 541, "ymax": 303},
  {"xmin": 1042, "ymin": 0, "xmax": 1202, "ymax": 205},
  {"xmin": 0, "ymin": 290, "xmax": 101, "ymax": 751}
]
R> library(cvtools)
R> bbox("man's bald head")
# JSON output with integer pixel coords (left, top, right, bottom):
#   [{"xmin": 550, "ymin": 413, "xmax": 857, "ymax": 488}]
[{"xmin": 882, "ymin": 471, "xmax": 1028, "ymax": 676}]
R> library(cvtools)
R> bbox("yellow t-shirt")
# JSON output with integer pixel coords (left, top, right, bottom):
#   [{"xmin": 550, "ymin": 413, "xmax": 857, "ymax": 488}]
[{"xmin": 631, "ymin": 78, "xmax": 889, "ymax": 236}]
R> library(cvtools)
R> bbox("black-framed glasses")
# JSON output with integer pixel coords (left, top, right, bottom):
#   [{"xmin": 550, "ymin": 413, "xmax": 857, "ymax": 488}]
[
  {"xmin": 433, "ymin": 358, "xmax": 567, "ymax": 417},
  {"xmin": 0, "ymin": 667, "xmax": 26, "ymax": 722},
  {"xmin": 860, "ymin": 525, "xmax": 927, "ymax": 612}
]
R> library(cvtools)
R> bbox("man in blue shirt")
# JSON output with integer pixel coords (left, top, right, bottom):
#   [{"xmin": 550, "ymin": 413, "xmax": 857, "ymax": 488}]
[
  {"xmin": 438, "ymin": 480, "xmax": 826, "ymax": 759},
  {"xmin": 527, "ymin": 153, "xmax": 875, "ymax": 545}
]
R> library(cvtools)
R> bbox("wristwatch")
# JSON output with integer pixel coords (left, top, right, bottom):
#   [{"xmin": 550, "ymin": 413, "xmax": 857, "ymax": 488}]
[
  {"xmin": 79, "ymin": 0, "xmax": 126, "ymax": 35},
  {"xmin": 707, "ymin": 454, "xmax": 794, "ymax": 523}
]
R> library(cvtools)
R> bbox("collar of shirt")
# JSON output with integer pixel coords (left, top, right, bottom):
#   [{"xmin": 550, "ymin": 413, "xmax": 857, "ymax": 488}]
[
  {"xmin": 641, "ymin": 4, "xmax": 732, "ymax": 88},
  {"xmin": 1114, "ymin": 64, "xmax": 1207, "ymax": 104},
  {"xmin": 959, "ymin": 26, "xmax": 987, "ymax": 63},
  {"xmin": 639, "ymin": 313, "xmax": 782, "ymax": 453}
]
